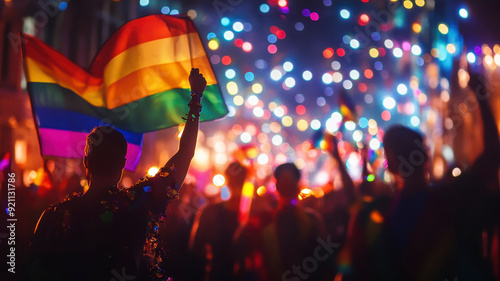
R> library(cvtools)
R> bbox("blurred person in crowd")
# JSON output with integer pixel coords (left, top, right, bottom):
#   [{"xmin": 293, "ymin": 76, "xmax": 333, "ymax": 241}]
[
  {"xmin": 334, "ymin": 140, "xmax": 393, "ymax": 281},
  {"xmin": 233, "ymin": 192, "xmax": 276, "ymax": 281},
  {"xmin": 323, "ymin": 134, "xmax": 392, "ymax": 280},
  {"xmin": 159, "ymin": 180, "xmax": 206, "ymax": 281},
  {"xmin": 236, "ymin": 162, "xmax": 329, "ymax": 281},
  {"xmin": 451, "ymin": 68, "xmax": 500, "ymax": 280},
  {"xmin": 322, "ymin": 134, "xmax": 356, "ymax": 243},
  {"xmin": 189, "ymin": 161, "xmax": 248, "ymax": 281},
  {"xmin": 340, "ymin": 67, "xmax": 499, "ymax": 281},
  {"xmin": 320, "ymin": 134, "xmax": 357, "ymax": 279}
]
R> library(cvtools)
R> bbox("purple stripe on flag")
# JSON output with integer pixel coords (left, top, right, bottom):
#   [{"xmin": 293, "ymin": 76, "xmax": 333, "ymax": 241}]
[{"xmin": 39, "ymin": 128, "xmax": 141, "ymax": 170}]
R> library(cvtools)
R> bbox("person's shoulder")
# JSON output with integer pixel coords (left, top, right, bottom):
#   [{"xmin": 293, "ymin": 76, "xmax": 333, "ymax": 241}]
[
  {"xmin": 115, "ymin": 186, "xmax": 139, "ymax": 201},
  {"xmin": 35, "ymin": 193, "xmax": 83, "ymax": 233},
  {"xmin": 47, "ymin": 193, "xmax": 83, "ymax": 214},
  {"xmin": 127, "ymin": 170, "xmax": 179, "ymax": 197}
]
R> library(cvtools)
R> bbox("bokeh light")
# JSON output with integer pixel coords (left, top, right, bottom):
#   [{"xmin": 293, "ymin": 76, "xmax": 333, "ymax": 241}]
[
  {"xmin": 302, "ymin": 70, "xmax": 313, "ymax": 81},
  {"xmin": 383, "ymin": 97, "xmax": 396, "ymax": 109},
  {"xmin": 340, "ymin": 9, "xmax": 350, "ymax": 19},
  {"xmin": 459, "ymin": 8, "xmax": 468, "ymax": 19}
]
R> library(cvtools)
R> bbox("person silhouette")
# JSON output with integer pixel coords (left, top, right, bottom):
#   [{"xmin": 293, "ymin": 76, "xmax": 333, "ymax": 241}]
[
  {"xmin": 264, "ymin": 163, "xmax": 328, "ymax": 281},
  {"xmin": 189, "ymin": 161, "xmax": 248, "ymax": 281},
  {"xmin": 24, "ymin": 68, "xmax": 207, "ymax": 281},
  {"xmin": 451, "ymin": 68, "xmax": 500, "ymax": 280},
  {"xmin": 349, "ymin": 67, "xmax": 500, "ymax": 281}
]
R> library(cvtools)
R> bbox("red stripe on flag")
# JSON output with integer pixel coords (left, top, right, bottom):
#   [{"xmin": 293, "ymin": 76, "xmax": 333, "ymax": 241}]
[
  {"xmin": 22, "ymin": 34, "xmax": 101, "ymax": 87},
  {"xmin": 90, "ymin": 15, "xmax": 196, "ymax": 77}
]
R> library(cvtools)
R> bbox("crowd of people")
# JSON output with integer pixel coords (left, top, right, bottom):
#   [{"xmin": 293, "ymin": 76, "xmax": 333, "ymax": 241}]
[
  {"xmin": 12, "ymin": 68, "xmax": 500, "ymax": 280},
  {"xmin": 159, "ymin": 69, "xmax": 500, "ymax": 281}
]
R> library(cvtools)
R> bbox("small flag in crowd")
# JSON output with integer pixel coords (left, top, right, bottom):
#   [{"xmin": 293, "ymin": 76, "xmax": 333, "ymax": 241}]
[{"xmin": 339, "ymin": 90, "xmax": 357, "ymax": 122}]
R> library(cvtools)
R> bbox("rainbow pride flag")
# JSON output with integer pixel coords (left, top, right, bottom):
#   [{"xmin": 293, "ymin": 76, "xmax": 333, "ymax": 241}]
[{"xmin": 22, "ymin": 15, "xmax": 227, "ymax": 170}]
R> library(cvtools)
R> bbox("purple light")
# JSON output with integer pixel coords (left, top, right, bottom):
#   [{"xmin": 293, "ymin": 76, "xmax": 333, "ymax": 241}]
[
  {"xmin": 210, "ymin": 55, "xmax": 220, "ymax": 64},
  {"xmin": 474, "ymin": 46, "xmax": 482, "ymax": 55},
  {"xmin": 324, "ymin": 87, "xmax": 334, "ymax": 96},
  {"xmin": 302, "ymin": 9, "xmax": 311, "ymax": 17}
]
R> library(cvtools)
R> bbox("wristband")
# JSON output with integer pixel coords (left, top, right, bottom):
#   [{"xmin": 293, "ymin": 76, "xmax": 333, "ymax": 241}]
[
  {"xmin": 186, "ymin": 93, "xmax": 202, "ymax": 120},
  {"xmin": 190, "ymin": 91, "xmax": 203, "ymax": 96}
]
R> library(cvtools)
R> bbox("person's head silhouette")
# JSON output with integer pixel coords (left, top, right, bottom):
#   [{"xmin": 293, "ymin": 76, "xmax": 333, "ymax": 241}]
[
  {"xmin": 383, "ymin": 125, "xmax": 428, "ymax": 181},
  {"xmin": 274, "ymin": 163, "xmax": 301, "ymax": 200},
  {"xmin": 225, "ymin": 161, "xmax": 247, "ymax": 199},
  {"xmin": 84, "ymin": 126, "xmax": 127, "ymax": 184}
]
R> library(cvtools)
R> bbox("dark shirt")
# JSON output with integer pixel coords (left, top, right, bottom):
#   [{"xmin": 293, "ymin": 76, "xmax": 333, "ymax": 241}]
[
  {"xmin": 234, "ymin": 203, "xmax": 326, "ymax": 281},
  {"xmin": 191, "ymin": 201, "xmax": 240, "ymax": 281},
  {"xmin": 344, "ymin": 172, "xmax": 499, "ymax": 281},
  {"xmin": 25, "ymin": 171, "xmax": 178, "ymax": 281}
]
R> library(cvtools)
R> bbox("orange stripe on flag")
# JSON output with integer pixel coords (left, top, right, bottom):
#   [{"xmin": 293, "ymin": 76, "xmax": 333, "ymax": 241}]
[
  {"xmin": 106, "ymin": 56, "xmax": 217, "ymax": 108},
  {"xmin": 102, "ymin": 33, "xmax": 206, "ymax": 87},
  {"xmin": 90, "ymin": 15, "xmax": 196, "ymax": 77},
  {"xmin": 23, "ymin": 34, "xmax": 101, "ymax": 87},
  {"xmin": 25, "ymin": 57, "xmax": 105, "ymax": 107}
]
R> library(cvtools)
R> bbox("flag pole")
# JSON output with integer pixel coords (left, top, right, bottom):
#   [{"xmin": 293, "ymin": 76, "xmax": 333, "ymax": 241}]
[
  {"xmin": 185, "ymin": 16, "xmax": 194, "ymax": 69},
  {"xmin": 19, "ymin": 33, "xmax": 45, "ymax": 157}
]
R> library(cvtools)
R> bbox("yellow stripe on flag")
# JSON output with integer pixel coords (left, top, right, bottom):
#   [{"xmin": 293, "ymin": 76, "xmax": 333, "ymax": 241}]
[
  {"xmin": 103, "ymin": 33, "xmax": 206, "ymax": 87},
  {"xmin": 26, "ymin": 52, "xmax": 217, "ymax": 109},
  {"xmin": 26, "ymin": 58, "xmax": 106, "ymax": 107},
  {"xmin": 106, "ymin": 56, "xmax": 217, "ymax": 108}
]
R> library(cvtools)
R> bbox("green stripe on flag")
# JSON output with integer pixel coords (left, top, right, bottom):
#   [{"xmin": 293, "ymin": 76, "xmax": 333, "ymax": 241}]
[{"xmin": 29, "ymin": 82, "xmax": 228, "ymax": 133}]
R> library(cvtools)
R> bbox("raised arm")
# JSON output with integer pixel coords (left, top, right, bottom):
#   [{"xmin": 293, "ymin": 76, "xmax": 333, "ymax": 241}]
[
  {"xmin": 163, "ymin": 68, "xmax": 206, "ymax": 188},
  {"xmin": 326, "ymin": 133, "xmax": 356, "ymax": 204},
  {"xmin": 468, "ymin": 69, "xmax": 500, "ymax": 158},
  {"xmin": 468, "ymin": 68, "xmax": 500, "ymax": 180}
]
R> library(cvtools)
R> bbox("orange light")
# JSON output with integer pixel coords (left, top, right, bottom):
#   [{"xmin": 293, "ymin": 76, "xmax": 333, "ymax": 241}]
[
  {"xmin": 412, "ymin": 22, "xmax": 422, "ymax": 33},
  {"xmin": 364, "ymin": 69, "xmax": 374, "ymax": 79},
  {"xmin": 312, "ymin": 188, "xmax": 325, "ymax": 198},
  {"xmin": 323, "ymin": 48, "xmax": 334, "ymax": 59},
  {"xmin": 14, "ymin": 140, "xmax": 27, "ymax": 166},
  {"xmin": 256, "ymin": 185, "xmax": 267, "ymax": 196},
  {"xmin": 298, "ymin": 188, "xmax": 313, "ymax": 200},
  {"xmin": 370, "ymin": 210, "xmax": 384, "ymax": 223}
]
